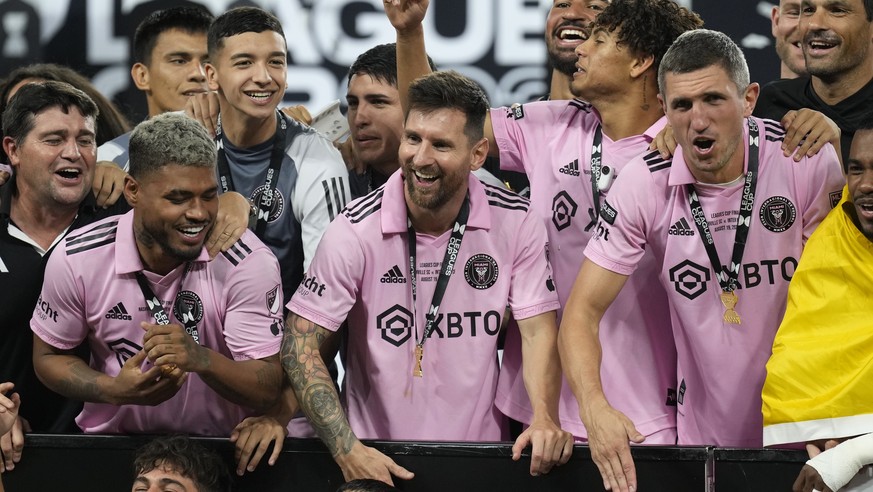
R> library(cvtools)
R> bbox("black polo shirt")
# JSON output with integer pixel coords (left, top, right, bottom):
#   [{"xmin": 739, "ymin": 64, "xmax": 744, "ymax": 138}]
[{"xmin": 0, "ymin": 180, "xmax": 129, "ymax": 432}]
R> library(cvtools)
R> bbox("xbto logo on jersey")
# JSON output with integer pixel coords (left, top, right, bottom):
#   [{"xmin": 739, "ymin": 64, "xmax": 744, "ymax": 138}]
[
  {"xmin": 377, "ymin": 304, "xmax": 413, "ymax": 347},
  {"xmin": 376, "ymin": 305, "xmax": 503, "ymax": 347},
  {"xmin": 668, "ymin": 257, "xmax": 799, "ymax": 301},
  {"xmin": 552, "ymin": 191, "xmax": 578, "ymax": 231},
  {"xmin": 464, "ymin": 254, "xmax": 498, "ymax": 290}
]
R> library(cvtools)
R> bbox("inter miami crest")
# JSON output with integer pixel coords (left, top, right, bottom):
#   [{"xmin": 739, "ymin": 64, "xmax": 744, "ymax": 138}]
[
  {"xmin": 464, "ymin": 254, "xmax": 499, "ymax": 290},
  {"xmin": 173, "ymin": 291, "xmax": 203, "ymax": 343},
  {"xmin": 759, "ymin": 196, "xmax": 796, "ymax": 233}
]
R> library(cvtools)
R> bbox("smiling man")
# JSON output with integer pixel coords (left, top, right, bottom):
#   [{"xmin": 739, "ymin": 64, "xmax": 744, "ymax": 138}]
[
  {"xmin": 771, "ymin": 0, "xmax": 808, "ymax": 78},
  {"xmin": 544, "ymin": 0, "xmax": 609, "ymax": 100},
  {"xmin": 31, "ymin": 112, "xmax": 284, "ymax": 437},
  {"xmin": 204, "ymin": 6, "xmax": 349, "ymax": 304},
  {"xmin": 132, "ymin": 436, "xmax": 231, "ymax": 492},
  {"xmin": 283, "ymin": 71, "xmax": 569, "ymax": 485},
  {"xmin": 560, "ymin": 29, "xmax": 844, "ymax": 492},
  {"xmin": 755, "ymin": 0, "xmax": 873, "ymax": 163}
]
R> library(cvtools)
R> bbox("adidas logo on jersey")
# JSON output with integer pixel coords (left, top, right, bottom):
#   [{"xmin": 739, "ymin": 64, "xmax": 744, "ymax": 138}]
[
  {"xmin": 106, "ymin": 302, "xmax": 133, "ymax": 321},
  {"xmin": 668, "ymin": 218, "xmax": 695, "ymax": 236},
  {"xmin": 380, "ymin": 265, "xmax": 407, "ymax": 284},
  {"xmin": 559, "ymin": 159, "xmax": 581, "ymax": 177}
]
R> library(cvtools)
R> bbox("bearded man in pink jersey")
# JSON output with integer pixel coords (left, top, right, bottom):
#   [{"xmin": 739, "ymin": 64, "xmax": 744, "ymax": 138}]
[{"xmin": 283, "ymin": 71, "xmax": 571, "ymax": 486}]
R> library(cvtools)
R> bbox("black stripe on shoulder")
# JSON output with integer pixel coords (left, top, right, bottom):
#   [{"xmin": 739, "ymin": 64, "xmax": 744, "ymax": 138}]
[
  {"xmin": 221, "ymin": 250, "xmax": 239, "ymax": 266},
  {"xmin": 568, "ymin": 99, "xmax": 592, "ymax": 112},
  {"xmin": 65, "ymin": 218, "xmax": 120, "ymax": 255},
  {"xmin": 237, "ymin": 238, "xmax": 252, "ymax": 255},
  {"xmin": 344, "ymin": 189, "xmax": 384, "ymax": 224},
  {"xmin": 483, "ymin": 183, "xmax": 530, "ymax": 212},
  {"xmin": 643, "ymin": 149, "xmax": 673, "ymax": 173},
  {"xmin": 764, "ymin": 135, "xmax": 785, "ymax": 143},
  {"xmin": 762, "ymin": 119, "xmax": 786, "ymax": 136}
]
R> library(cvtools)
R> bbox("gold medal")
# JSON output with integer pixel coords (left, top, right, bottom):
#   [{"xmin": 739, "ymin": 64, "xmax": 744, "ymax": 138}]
[
  {"xmin": 413, "ymin": 345, "xmax": 423, "ymax": 378},
  {"xmin": 720, "ymin": 291, "xmax": 741, "ymax": 325}
]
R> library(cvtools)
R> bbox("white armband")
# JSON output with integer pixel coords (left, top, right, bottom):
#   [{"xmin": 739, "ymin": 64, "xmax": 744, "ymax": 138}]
[{"xmin": 808, "ymin": 433, "xmax": 873, "ymax": 491}]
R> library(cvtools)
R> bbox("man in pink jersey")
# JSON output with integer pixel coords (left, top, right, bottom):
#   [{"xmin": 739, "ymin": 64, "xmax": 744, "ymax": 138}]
[
  {"xmin": 31, "ymin": 112, "xmax": 284, "ymax": 436},
  {"xmin": 560, "ymin": 29, "xmax": 844, "ymax": 492},
  {"xmin": 385, "ymin": 0, "xmax": 700, "ymax": 450},
  {"xmin": 284, "ymin": 71, "xmax": 571, "ymax": 485}
]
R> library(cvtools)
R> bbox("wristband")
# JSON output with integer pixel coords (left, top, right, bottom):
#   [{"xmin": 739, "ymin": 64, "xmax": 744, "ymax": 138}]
[{"xmin": 808, "ymin": 433, "xmax": 873, "ymax": 491}]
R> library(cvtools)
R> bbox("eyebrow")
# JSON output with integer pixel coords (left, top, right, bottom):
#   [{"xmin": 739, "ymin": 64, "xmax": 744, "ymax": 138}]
[{"xmin": 229, "ymin": 51, "xmax": 286, "ymax": 60}]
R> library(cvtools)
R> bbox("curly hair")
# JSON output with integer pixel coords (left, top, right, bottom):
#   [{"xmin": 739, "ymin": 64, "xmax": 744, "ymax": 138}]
[
  {"xmin": 593, "ymin": 0, "xmax": 703, "ymax": 69},
  {"xmin": 132, "ymin": 436, "xmax": 231, "ymax": 492}
]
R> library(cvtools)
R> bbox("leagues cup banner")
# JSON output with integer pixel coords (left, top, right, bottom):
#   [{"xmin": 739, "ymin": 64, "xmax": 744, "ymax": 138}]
[{"xmin": 0, "ymin": 0, "xmax": 777, "ymax": 123}]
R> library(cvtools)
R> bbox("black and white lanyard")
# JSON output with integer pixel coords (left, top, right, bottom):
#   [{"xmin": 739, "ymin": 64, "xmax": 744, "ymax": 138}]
[
  {"xmin": 215, "ymin": 110, "xmax": 287, "ymax": 237},
  {"xmin": 589, "ymin": 125, "xmax": 604, "ymax": 216},
  {"xmin": 684, "ymin": 118, "xmax": 760, "ymax": 294},
  {"xmin": 406, "ymin": 196, "xmax": 470, "ymax": 376},
  {"xmin": 134, "ymin": 263, "xmax": 200, "ymax": 344}
]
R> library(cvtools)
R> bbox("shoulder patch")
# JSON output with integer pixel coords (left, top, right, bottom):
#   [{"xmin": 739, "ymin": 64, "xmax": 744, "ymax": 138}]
[
  {"xmin": 343, "ymin": 188, "xmax": 384, "ymax": 224},
  {"xmin": 65, "ymin": 218, "xmax": 119, "ymax": 255},
  {"xmin": 829, "ymin": 189, "xmax": 843, "ymax": 208},
  {"xmin": 221, "ymin": 238, "xmax": 253, "ymax": 267},
  {"xmin": 643, "ymin": 149, "xmax": 672, "ymax": 173},
  {"xmin": 505, "ymin": 103, "xmax": 525, "ymax": 120},
  {"xmin": 599, "ymin": 200, "xmax": 618, "ymax": 225},
  {"xmin": 483, "ymin": 183, "xmax": 529, "ymax": 212}
]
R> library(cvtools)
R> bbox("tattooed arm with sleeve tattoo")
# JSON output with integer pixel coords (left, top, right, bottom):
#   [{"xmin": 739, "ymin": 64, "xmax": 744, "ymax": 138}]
[{"xmin": 282, "ymin": 312, "xmax": 414, "ymax": 486}]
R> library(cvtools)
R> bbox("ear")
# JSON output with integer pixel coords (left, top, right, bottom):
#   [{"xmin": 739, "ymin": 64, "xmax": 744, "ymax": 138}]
[
  {"xmin": 123, "ymin": 175, "xmax": 140, "ymax": 207},
  {"xmin": 131, "ymin": 63, "xmax": 150, "ymax": 92},
  {"xmin": 630, "ymin": 53, "xmax": 655, "ymax": 80},
  {"xmin": 205, "ymin": 63, "xmax": 220, "ymax": 92},
  {"xmin": 2, "ymin": 136, "xmax": 19, "ymax": 169},
  {"xmin": 657, "ymin": 92, "xmax": 668, "ymax": 114},
  {"xmin": 470, "ymin": 138, "xmax": 489, "ymax": 171},
  {"xmin": 771, "ymin": 6, "xmax": 780, "ymax": 37},
  {"xmin": 743, "ymin": 82, "xmax": 760, "ymax": 117}
]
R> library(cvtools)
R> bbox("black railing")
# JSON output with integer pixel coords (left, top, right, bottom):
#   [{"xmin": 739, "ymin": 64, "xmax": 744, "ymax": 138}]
[{"xmin": 3, "ymin": 434, "xmax": 807, "ymax": 491}]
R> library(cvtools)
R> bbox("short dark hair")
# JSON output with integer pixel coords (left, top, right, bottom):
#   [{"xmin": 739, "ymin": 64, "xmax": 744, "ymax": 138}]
[
  {"xmin": 0, "ymin": 63, "xmax": 129, "ymax": 149},
  {"xmin": 2, "ymin": 80, "xmax": 98, "ymax": 147},
  {"xmin": 132, "ymin": 436, "xmax": 231, "ymax": 492},
  {"xmin": 128, "ymin": 112, "xmax": 216, "ymax": 180},
  {"xmin": 336, "ymin": 479, "xmax": 399, "ymax": 492},
  {"xmin": 347, "ymin": 43, "xmax": 437, "ymax": 87},
  {"xmin": 593, "ymin": 0, "xmax": 703, "ymax": 70},
  {"xmin": 207, "ymin": 6, "xmax": 285, "ymax": 59},
  {"xmin": 134, "ymin": 6, "xmax": 214, "ymax": 65},
  {"xmin": 658, "ymin": 29, "xmax": 750, "ymax": 96},
  {"xmin": 864, "ymin": 0, "xmax": 873, "ymax": 21},
  {"xmin": 406, "ymin": 71, "xmax": 489, "ymax": 144}
]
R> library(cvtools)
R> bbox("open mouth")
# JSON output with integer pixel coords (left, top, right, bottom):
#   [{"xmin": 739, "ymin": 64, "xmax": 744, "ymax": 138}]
[
  {"xmin": 805, "ymin": 35, "xmax": 839, "ymax": 54},
  {"xmin": 245, "ymin": 91, "xmax": 274, "ymax": 104},
  {"xmin": 413, "ymin": 169, "xmax": 439, "ymax": 184},
  {"xmin": 693, "ymin": 137, "xmax": 715, "ymax": 155},
  {"xmin": 557, "ymin": 27, "xmax": 587, "ymax": 42},
  {"xmin": 178, "ymin": 225, "xmax": 206, "ymax": 238},
  {"xmin": 56, "ymin": 168, "xmax": 82, "ymax": 180}
]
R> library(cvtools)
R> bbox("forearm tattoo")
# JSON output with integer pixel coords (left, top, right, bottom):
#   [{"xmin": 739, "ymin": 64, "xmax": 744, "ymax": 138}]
[
  {"xmin": 57, "ymin": 358, "xmax": 102, "ymax": 402},
  {"xmin": 282, "ymin": 314, "xmax": 356, "ymax": 456}
]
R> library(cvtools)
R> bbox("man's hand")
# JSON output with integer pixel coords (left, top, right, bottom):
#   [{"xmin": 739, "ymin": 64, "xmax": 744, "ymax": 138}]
[
  {"xmin": 648, "ymin": 124, "xmax": 677, "ymax": 159},
  {"xmin": 781, "ymin": 109, "xmax": 841, "ymax": 162},
  {"xmin": 185, "ymin": 91, "xmax": 221, "ymax": 138},
  {"xmin": 511, "ymin": 417, "xmax": 573, "ymax": 476},
  {"xmin": 0, "ymin": 383, "xmax": 23, "ymax": 473},
  {"xmin": 141, "ymin": 322, "xmax": 210, "ymax": 373},
  {"xmin": 207, "ymin": 192, "xmax": 249, "ymax": 259},
  {"xmin": 582, "ymin": 399, "xmax": 645, "ymax": 492},
  {"xmin": 107, "ymin": 349, "xmax": 187, "ymax": 406},
  {"xmin": 230, "ymin": 416, "xmax": 287, "ymax": 475},
  {"xmin": 335, "ymin": 441, "xmax": 414, "ymax": 486},
  {"xmin": 0, "ymin": 164, "xmax": 10, "ymax": 187},
  {"xmin": 384, "ymin": 0, "xmax": 429, "ymax": 33},
  {"xmin": 92, "ymin": 161, "xmax": 127, "ymax": 208},
  {"xmin": 336, "ymin": 138, "xmax": 365, "ymax": 175},
  {"xmin": 281, "ymin": 105, "xmax": 313, "ymax": 126}
]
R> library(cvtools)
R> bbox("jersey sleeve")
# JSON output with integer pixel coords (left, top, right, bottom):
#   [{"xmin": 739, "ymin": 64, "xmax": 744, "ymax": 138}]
[
  {"xmin": 286, "ymin": 215, "xmax": 363, "ymax": 331},
  {"xmin": 222, "ymin": 240, "xmax": 284, "ymax": 361},
  {"xmin": 96, "ymin": 134, "xmax": 130, "ymax": 172},
  {"xmin": 508, "ymin": 209, "xmax": 561, "ymax": 320},
  {"xmin": 583, "ymin": 158, "xmax": 658, "ymax": 275},
  {"xmin": 29, "ymin": 246, "xmax": 89, "ymax": 350},
  {"xmin": 290, "ymin": 133, "xmax": 352, "ymax": 272},
  {"xmin": 795, "ymin": 142, "xmax": 845, "ymax": 243},
  {"xmin": 489, "ymin": 102, "xmax": 568, "ymax": 174}
]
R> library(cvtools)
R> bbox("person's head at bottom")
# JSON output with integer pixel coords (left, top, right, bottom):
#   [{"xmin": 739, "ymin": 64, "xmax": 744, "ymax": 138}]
[
  {"xmin": 132, "ymin": 435, "xmax": 231, "ymax": 492},
  {"xmin": 336, "ymin": 478, "xmax": 400, "ymax": 492}
]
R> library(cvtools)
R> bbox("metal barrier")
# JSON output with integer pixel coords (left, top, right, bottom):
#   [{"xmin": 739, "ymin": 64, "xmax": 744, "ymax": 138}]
[{"xmin": 3, "ymin": 434, "xmax": 806, "ymax": 491}]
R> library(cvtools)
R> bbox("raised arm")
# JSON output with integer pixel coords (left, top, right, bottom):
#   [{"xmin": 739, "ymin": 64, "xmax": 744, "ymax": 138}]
[
  {"xmin": 513, "ymin": 311, "xmax": 573, "ymax": 476},
  {"xmin": 282, "ymin": 312, "xmax": 413, "ymax": 485},
  {"xmin": 558, "ymin": 259, "xmax": 641, "ymax": 492}
]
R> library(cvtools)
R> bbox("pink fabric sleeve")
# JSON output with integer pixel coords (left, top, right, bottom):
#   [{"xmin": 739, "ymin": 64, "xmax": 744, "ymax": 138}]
[{"xmin": 30, "ymin": 246, "xmax": 88, "ymax": 349}]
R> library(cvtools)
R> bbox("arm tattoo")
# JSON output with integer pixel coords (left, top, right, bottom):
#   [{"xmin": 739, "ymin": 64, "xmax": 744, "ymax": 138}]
[
  {"xmin": 56, "ymin": 358, "xmax": 102, "ymax": 402},
  {"xmin": 282, "ymin": 313, "xmax": 356, "ymax": 456}
]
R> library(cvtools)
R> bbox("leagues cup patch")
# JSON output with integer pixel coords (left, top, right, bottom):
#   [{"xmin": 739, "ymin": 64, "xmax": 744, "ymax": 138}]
[
  {"xmin": 464, "ymin": 254, "xmax": 499, "ymax": 290},
  {"xmin": 250, "ymin": 185, "xmax": 284, "ymax": 223},
  {"xmin": 173, "ymin": 291, "xmax": 204, "ymax": 330},
  {"xmin": 759, "ymin": 196, "xmax": 796, "ymax": 233}
]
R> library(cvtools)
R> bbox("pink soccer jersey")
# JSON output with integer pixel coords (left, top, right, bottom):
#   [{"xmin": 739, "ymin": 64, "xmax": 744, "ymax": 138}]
[
  {"xmin": 490, "ymin": 100, "xmax": 677, "ymax": 440},
  {"xmin": 31, "ymin": 211, "xmax": 284, "ymax": 436},
  {"xmin": 288, "ymin": 173, "xmax": 559, "ymax": 441},
  {"xmin": 584, "ymin": 117, "xmax": 844, "ymax": 447}
]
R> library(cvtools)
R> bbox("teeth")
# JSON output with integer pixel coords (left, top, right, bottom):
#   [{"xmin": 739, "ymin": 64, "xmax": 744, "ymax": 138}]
[
  {"xmin": 414, "ymin": 170, "xmax": 438, "ymax": 181},
  {"xmin": 559, "ymin": 29, "xmax": 585, "ymax": 40},
  {"xmin": 57, "ymin": 168, "xmax": 80, "ymax": 177},
  {"xmin": 180, "ymin": 226, "xmax": 205, "ymax": 236},
  {"xmin": 247, "ymin": 92, "xmax": 271, "ymax": 99}
]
